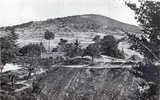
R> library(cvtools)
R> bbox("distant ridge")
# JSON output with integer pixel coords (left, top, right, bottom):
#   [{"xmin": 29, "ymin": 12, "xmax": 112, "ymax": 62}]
[
  {"xmin": 0, "ymin": 14, "xmax": 141, "ymax": 48},
  {"xmin": 1, "ymin": 14, "xmax": 140, "ymax": 33}
]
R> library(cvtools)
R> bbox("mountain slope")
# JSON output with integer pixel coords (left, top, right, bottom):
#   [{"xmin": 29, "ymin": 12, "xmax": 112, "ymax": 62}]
[
  {"xmin": 4, "ymin": 14, "xmax": 140, "ymax": 33},
  {"xmin": 0, "ymin": 14, "xmax": 140, "ymax": 47}
]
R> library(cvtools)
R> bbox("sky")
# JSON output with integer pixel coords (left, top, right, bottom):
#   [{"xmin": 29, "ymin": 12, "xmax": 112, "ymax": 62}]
[{"xmin": 0, "ymin": 0, "xmax": 140, "ymax": 27}]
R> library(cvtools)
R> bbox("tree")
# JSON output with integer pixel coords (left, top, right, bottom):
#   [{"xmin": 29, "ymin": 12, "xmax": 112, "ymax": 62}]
[
  {"xmin": 93, "ymin": 35, "xmax": 100, "ymax": 43},
  {"xmin": 99, "ymin": 35, "xmax": 124, "ymax": 58},
  {"xmin": 18, "ymin": 55, "xmax": 40, "ymax": 80},
  {"xmin": 73, "ymin": 39, "xmax": 82, "ymax": 56},
  {"xmin": 18, "ymin": 43, "xmax": 44, "ymax": 80},
  {"xmin": 83, "ymin": 43, "xmax": 100, "ymax": 63},
  {"xmin": 0, "ymin": 36, "xmax": 18, "ymax": 65},
  {"xmin": 125, "ymin": 0, "xmax": 160, "ymax": 61},
  {"xmin": 39, "ymin": 42, "xmax": 46, "ymax": 53},
  {"xmin": 57, "ymin": 39, "xmax": 83, "ymax": 58},
  {"xmin": 57, "ymin": 38, "xmax": 68, "ymax": 52},
  {"xmin": 63, "ymin": 40, "xmax": 83, "ymax": 57},
  {"xmin": 58, "ymin": 38, "xmax": 68, "ymax": 46},
  {"xmin": 0, "ymin": 30, "xmax": 18, "ymax": 72},
  {"xmin": 19, "ymin": 43, "xmax": 45, "ymax": 57},
  {"xmin": 44, "ymin": 30, "xmax": 55, "ymax": 52},
  {"xmin": 100, "ymin": 35, "xmax": 117, "ymax": 53}
]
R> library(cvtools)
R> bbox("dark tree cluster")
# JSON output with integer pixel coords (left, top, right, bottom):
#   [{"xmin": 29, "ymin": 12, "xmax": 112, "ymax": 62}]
[
  {"xmin": 19, "ymin": 43, "xmax": 45, "ymax": 57},
  {"xmin": 126, "ymin": 0, "xmax": 160, "ymax": 61},
  {"xmin": 57, "ymin": 39, "xmax": 83, "ymax": 58},
  {"xmin": 0, "ymin": 30, "xmax": 18, "ymax": 65},
  {"xmin": 57, "ymin": 35, "xmax": 124, "ymax": 63},
  {"xmin": 83, "ymin": 43, "xmax": 101, "ymax": 62},
  {"xmin": 99, "ymin": 35, "xmax": 124, "ymax": 58}
]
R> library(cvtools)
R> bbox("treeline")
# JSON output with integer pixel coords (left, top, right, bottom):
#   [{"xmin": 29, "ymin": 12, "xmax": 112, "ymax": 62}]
[{"xmin": 50, "ymin": 34, "xmax": 124, "ymax": 62}]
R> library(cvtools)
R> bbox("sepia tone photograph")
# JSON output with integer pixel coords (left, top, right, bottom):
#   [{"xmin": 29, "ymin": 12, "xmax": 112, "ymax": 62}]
[{"xmin": 0, "ymin": 0, "xmax": 160, "ymax": 100}]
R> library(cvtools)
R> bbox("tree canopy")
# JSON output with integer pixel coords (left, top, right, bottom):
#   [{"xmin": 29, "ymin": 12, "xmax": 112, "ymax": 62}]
[
  {"xmin": 44, "ymin": 30, "xmax": 55, "ymax": 40},
  {"xmin": 0, "ymin": 31, "xmax": 18, "ymax": 65},
  {"xmin": 125, "ymin": 0, "xmax": 160, "ymax": 60}
]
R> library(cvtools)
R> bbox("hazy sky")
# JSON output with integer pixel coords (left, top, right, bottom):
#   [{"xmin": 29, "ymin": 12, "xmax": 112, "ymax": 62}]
[{"xmin": 0, "ymin": 0, "xmax": 140, "ymax": 27}]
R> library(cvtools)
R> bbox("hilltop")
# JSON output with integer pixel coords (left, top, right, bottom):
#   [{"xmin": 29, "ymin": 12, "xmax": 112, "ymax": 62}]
[{"xmin": 0, "ymin": 14, "xmax": 140, "ymax": 48}]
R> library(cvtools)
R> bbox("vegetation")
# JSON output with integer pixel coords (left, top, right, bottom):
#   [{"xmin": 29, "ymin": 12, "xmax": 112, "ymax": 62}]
[
  {"xmin": 92, "ymin": 35, "xmax": 100, "ymax": 43},
  {"xmin": 56, "ymin": 35, "xmax": 124, "ymax": 64},
  {"xmin": 19, "ymin": 43, "xmax": 45, "ymax": 57},
  {"xmin": 57, "ymin": 39, "xmax": 83, "ymax": 58},
  {"xmin": 57, "ymin": 38, "xmax": 68, "ymax": 52},
  {"xmin": 83, "ymin": 43, "xmax": 101, "ymax": 62},
  {"xmin": 125, "ymin": 0, "xmax": 160, "ymax": 61},
  {"xmin": 0, "ymin": 31, "xmax": 18, "ymax": 66},
  {"xmin": 44, "ymin": 30, "xmax": 55, "ymax": 52},
  {"xmin": 99, "ymin": 35, "xmax": 124, "ymax": 59}
]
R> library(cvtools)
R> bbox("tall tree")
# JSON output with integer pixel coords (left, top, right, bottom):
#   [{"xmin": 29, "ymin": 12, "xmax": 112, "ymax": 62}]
[
  {"xmin": 0, "ymin": 31, "xmax": 18, "ymax": 71},
  {"xmin": 125, "ymin": 0, "xmax": 160, "ymax": 61},
  {"xmin": 44, "ymin": 30, "xmax": 55, "ymax": 52}
]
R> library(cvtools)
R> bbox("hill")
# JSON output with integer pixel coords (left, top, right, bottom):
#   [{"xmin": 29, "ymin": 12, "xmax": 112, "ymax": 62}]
[
  {"xmin": 1, "ymin": 14, "xmax": 160, "ymax": 100},
  {"xmin": 0, "ymin": 14, "xmax": 140, "ymax": 47}
]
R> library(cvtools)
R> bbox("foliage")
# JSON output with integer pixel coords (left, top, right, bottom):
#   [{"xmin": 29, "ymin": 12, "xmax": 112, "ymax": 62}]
[
  {"xmin": 92, "ymin": 35, "xmax": 100, "ymax": 43},
  {"xmin": 126, "ymin": 32, "xmax": 158, "ymax": 60},
  {"xmin": 83, "ymin": 35, "xmax": 124, "ymax": 61},
  {"xmin": 44, "ymin": 30, "xmax": 55, "ymax": 40},
  {"xmin": 44, "ymin": 29, "xmax": 55, "ymax": 52},
  {"xmin": 0, "ymin": 31, "xmax": 18, "ymax": 65},
  {"xmin": 65, "ymin": 40, "xmax": 83, "ymax": 57},
  {"xmin": 57, "ymin": 39, "xmax": 83, "ymax": 57},
  {"xmin": 131, "ymin": 62, "xmax": 160, "ymax": 100},
  {"xmin": 99, "ymin": 35, "xmax": 124, "ymax": 58},
  {"xmin": 58, "ymin": 38, "xmax": 68, "ymax": 47},
  {"xmin": 18, "ymin": 43, "xmax": 45, "ymax": 79},
  {"xmin": 83, "ymin": 43, "xmax": 101, "ymax": 62},
  {"xmin": 57, "ymin": 38, "xmax": 68, "ymax": 52},
  {"xmin": 125, "ymin": 0, "xmax": 160, "ymax": 61},
  {"xmin": 19, "ymin": 43, "xmax": 45, "ymax": 57}
]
